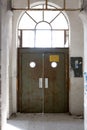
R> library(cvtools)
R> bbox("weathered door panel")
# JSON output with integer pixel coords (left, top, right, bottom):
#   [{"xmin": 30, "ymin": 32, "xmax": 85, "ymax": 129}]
[
  {"xmin": 44, "ymin": 53, "xmax": 68, "ymax": 113},
  {"xmin": 21, "ymin": 53, "xmax": 43, "ymax": 112}
]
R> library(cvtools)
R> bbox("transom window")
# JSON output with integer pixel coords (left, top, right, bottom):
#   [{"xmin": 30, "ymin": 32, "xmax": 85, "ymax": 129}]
[{"xmin": 18, "ymin": 4, "xmax": 69, "ymax": 48}]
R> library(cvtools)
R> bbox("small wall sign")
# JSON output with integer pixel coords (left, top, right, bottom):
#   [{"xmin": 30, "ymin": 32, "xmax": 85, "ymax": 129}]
[{"xmin": 50, "ymin": 55, "xmax": 59, "ymax": 62}]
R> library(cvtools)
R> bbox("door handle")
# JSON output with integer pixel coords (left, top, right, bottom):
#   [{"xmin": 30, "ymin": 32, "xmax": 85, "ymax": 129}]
[
  {"xmin": 45, "ymin": 78, "xmax": 48, "ymax": 88},
  {"xmin": 39, "ymin": 78, "xmax": 43, "ymax": 88}
]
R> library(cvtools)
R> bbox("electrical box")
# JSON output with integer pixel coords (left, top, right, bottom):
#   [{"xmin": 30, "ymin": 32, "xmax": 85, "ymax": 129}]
[{"xmin": 71, "ymin": 57, "xmax": 83, "ymax": 77}]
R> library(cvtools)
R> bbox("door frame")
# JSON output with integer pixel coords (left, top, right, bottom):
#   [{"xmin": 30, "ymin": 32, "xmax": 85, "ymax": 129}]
[{"xmin": 17, "ymin": 48, "xmax": 69, "ymax": 112}]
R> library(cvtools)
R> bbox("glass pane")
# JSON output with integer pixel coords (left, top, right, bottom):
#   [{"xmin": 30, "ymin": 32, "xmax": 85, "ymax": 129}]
[
  {"xmin": 27, "ymin": 11, "xmax": 43, "ymax": 23},
  {"xmin": 66, "ymin": 0, "xmax": 79, "ymax": 9},
  {"xmin": 44, "ymin": 4, "xmax": 55, "ymax": 9},
  {"xmin": 12, "ymin": 0, "xmax": 27, "ymax": 8},
  {"xmin": 36, "ymin": 22, "xmax": 51, "ymax": 29},
  {"xmin": 51, "ymin": 13, "xmax": 68, "ymax": 29},
  {"xmin": 52, "ymin": 31, "xmax": 64, "ymax": 47},
  {"xmin": 22, "ymin": 31, "xmax": 34, "ymax": 47},
  {"xmin": 44, "ymin": 11, "xmax": 60, "ymax": 23},
  {"xmin": 35, "ymin": 30, "xmax": 51, "ymax": 47},
  {"xmin": 29, "ymin": 62, "xmax": 36, "ymax": 68},
  {"xmin": 47, "ymin": 5, "xmax": 56, "ymax": 9},
  {"xmin": 31, "ymin": 4, "xmax": 43, "ymax": 9},
  {"xmin": 19, "ymin": 13, "xmax": 36, "ymax": 29},
  {"xmin": 51, "ymin": 62, "xmax": 58, "ymax": 68},
  {"xmin": 36, "ymin": 22, "xmax": 52, "ymax": 48},
  {"xmin": 48, "ymin": 2, "xmax": 64, "ymax": 9},
  {"xmin": 18, "ymin": 4, "xmax": 69, "ymax": 48}
]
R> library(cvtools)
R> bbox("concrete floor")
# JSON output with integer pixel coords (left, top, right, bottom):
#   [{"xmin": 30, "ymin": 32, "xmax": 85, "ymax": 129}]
[{"xmin": 6, "ymin": 113, "xmax": 84, "ymax": 130}]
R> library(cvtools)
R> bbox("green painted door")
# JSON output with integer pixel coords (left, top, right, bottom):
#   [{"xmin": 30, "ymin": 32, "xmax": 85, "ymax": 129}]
[{"xmin": 18, "ymin": 49, "xmax": 69, "ymax": 113}]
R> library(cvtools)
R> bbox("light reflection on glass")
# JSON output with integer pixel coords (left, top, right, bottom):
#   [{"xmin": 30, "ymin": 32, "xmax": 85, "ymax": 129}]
[{"xmin": 51, "ymin": 62, "xmax": 58, "ymax": 68}]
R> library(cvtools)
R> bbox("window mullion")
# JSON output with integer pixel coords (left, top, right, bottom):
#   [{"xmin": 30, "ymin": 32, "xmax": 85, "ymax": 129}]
[
  {"xmin": 18, "ymin": 4, "xmax": 69, "ymax": 48},
  {"xmin": 50, "ymin": 11, "xmax": 61, "ymax": 24},
  {"xmin": 25, "ymin": 11, "xmax": 37, "ymax": 24}
]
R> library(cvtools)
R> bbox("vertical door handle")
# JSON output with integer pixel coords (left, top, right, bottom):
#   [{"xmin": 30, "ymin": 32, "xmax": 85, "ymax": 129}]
[
  {"xmin": 45, "ymin": 78, "xmax": 48, "ymax": 88},
  {"xmin": 39, "ymin": 78, "xmax": 43, "ymax": 88}
]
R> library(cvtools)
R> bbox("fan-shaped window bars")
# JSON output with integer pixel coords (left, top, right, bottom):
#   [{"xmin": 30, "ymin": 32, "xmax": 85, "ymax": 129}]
[{"xmin": 18, "ymin": 4, "xmax": 69, "ymax": 48}]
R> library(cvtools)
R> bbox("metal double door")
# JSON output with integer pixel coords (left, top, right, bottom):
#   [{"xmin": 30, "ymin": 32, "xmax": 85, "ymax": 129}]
[{"xmin": 18, "ymin": 49, "xmax": 68, "ymax": 113}]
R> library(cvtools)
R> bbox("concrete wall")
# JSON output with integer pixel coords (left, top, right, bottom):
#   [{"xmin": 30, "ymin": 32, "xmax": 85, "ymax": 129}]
[
  {"xmin": 68, "ymin": 11, "xmax": 84, "ymax": 115},
  {"xmin": 11, "ymin": 0, "xmax": 84, "ymax": 116},
  {"xmin": 80, "ymin": 0, "xmax": 87, "ymax": 129},
  {"xmin": 0, "ymin": 1, "xmax": 1, "ymax": 129},
  {"xmin": 1, "ymin": 0, "xmax": 13, "ymax": 129},
  {"xmin": 82, "ymin": 13, "xmax": 87, "ymax": 130}
]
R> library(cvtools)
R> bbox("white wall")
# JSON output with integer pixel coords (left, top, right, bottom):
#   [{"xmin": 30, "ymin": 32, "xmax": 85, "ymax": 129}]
[{"xmin": 11, "ymin": 0, "xmax": 84, "ymax": 116}]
